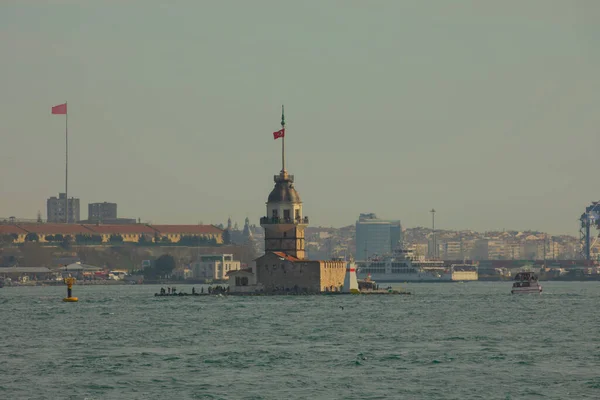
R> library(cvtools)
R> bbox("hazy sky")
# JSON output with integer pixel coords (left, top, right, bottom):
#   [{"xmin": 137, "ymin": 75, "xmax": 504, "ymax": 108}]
[{"xmin": 1, "ymin": 1, "xmax": 599, "ymax": 234}]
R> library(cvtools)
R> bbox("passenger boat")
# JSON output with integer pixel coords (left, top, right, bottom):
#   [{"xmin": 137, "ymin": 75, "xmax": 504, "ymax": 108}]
[
  {"xmin": 511, "ymin": 271, "xmax": 542, "ymax": 294},
  {"xmin": 356, "ymin": 249, "xmax": 478, "ymax": 282}
]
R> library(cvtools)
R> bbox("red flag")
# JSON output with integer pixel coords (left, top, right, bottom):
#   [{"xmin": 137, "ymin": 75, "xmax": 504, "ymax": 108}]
[
  {"xmin": 51, "ymin": 103, "xmax": 67, "ymax": 115},
  {"xmin": 273, "ymin": 128, "xmax": 285, "ymax": 140}
]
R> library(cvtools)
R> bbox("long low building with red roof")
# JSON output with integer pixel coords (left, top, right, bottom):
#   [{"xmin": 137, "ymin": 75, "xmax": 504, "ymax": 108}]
[
  {"xmin": 0, "ymin": 225, "xmax": 29, "ymax": 243},
  {"xmin": 80, "ymin": 224, "xmax": 157, "ymax": 243},
  {"xmin": 0, "ymin": 223, "xmax": 224, "ymax": 244},
  {"xmin": 150, "ymin": 225, "xmax": 223, "ymax": 243}
]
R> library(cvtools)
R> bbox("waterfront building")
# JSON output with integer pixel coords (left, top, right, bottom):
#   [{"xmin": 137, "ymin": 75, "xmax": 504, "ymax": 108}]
[
  {"xmin": 355, "ymin": 213, "xmax": 402, "ymax": 260},
  {"xmin": 0, "ymin": 223, "xmax": 223, "ymax": 244},
  {"xmin": 191, "ymin": 254, "xmax": 240, "ymax": 281},
  {"xmin": 150, "ymin": 225, "xmax": 223, "ymax": 244},
  {"xmin": 79, "ymin": 224, "xmax": 157, "ymax": 243},
  {"xmin": 0, "ymin": 225, "xmax": 28, "ymax": 243},
  {"xmin": 47, "ymin": 193, "xmax": 80, "ymax": 223}
]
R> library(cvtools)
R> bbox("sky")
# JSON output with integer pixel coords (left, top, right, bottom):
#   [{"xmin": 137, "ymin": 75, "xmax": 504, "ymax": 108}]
[{"xmin": 1, "ymin": 0, "xmax": 599, "ymax": 235}]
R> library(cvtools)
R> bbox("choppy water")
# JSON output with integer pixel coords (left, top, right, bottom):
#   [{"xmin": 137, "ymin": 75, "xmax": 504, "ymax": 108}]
[{"xmin": 1, "ymin": 282, "xmax": 599, "ymax": 399}]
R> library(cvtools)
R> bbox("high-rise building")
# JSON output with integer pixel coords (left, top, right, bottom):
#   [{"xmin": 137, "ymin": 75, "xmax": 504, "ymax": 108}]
[
  {"xmin": 355, "ymin": 213, "xmax": 402, "ymax": 260},
  {"xmin": 88, "ymin": 202, "xmax": 117, "ymax": 222},
  {"xmin": 47, "ymin": 193, "xmax": 80, "ymax": 223}
]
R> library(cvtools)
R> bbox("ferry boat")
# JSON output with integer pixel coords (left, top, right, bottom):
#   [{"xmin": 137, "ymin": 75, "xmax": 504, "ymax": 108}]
[
  {"xmin": 356, "ymin": 249, "xmax": 478, "ymax": 283},
  {"xmin": 511, "ymin": 271, "xmax": 542, "ymax": 294},
  {"xmin": 450, "ymin": 263, "xmax": 479, "ymax": 282}
]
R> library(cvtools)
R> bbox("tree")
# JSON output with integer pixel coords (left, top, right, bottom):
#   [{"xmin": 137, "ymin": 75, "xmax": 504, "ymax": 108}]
[
  {"xmin": 75, "ymin": 234, "xmax": 89, "ymax": 244},
  {"xmin": 223, "ymin": 230, "xmax": 232, "ymax": 245},
  {"xmin": 138, "ymin": 235, "xmax": 151, "ymax": 246},
  {"xmin": 44, "ymin": 235, "xmax": 55, "ymax": 242},
  {"xmin": 61, "ymin": 235, "xmax": 73, "ymax": 250},
  {"xmin": 54, "ymin": 234, "xmax": 64, "ymax": 242},
  {"xmin": 109, "ymin": 234, "xmax": 124, "ymax": 244},
  {"xmin": 143, "ymin": 254, "xmax": 176, "ymax": 279},
  {"xmin": 0, "ymin": 234, "xmax": 15, "ymax": 246},
  {"xmin": 155, "ymin": 254, "xmax": 176, "ymax": 277},
  {"xmin": 160, "ymin": 236, "xmax": 171, "ymax": 244},
  {"xmin": 75, "ymin": 234, "xmax": 103, "ymax": 245},
  {"xmin": 91, "ymin": 235, "xmax": 103, "ymax": 244},
  {"xmin": 25, "ymin": 233, "xmax": 39, "ymax": 242}
]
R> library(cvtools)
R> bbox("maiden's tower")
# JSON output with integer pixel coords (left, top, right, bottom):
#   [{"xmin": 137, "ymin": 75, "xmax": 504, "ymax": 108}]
[{"xmin": 228, "ymin": 107, "xmax": 346, "ymax": 293}]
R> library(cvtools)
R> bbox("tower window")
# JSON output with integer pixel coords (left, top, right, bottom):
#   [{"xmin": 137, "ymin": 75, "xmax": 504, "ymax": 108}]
[
  {"xmin": 295, "ymin": 209, "xmax": 300, "ymax": 220},
  {"xmin": 283, "ymin": 209, "xmax": 291, "ymax": 222},
  {"xmin": 272, "ymin": 210, "xmax": 278, "ymax": 219}
]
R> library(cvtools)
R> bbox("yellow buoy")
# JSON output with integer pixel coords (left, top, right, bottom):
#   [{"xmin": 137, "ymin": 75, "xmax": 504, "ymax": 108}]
[
  {"xmin": 62, "ymin": 297, "xmax": 79, "ymax": 302},
  {"xmin": 63, "ymin": 276, "xmax": 78, "ymax": 302}
]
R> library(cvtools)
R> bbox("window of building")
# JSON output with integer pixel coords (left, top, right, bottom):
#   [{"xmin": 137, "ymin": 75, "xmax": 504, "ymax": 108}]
[
  {"xmin": 283, "ymin": 209, "xmax": 291, "ymax": 221},
  {"xmin": 272, "ymin": 210, "xmax": 278, "ymax": 218}
]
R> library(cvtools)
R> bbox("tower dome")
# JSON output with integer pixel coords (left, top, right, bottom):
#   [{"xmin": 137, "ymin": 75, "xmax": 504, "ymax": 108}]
[{"xmin": 267, "ymin": 176, "xmax": 301, "ymax": 203}]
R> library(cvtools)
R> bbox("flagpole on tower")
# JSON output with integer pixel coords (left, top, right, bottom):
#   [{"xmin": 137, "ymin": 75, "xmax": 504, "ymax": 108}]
[
  {"xmin": 65, "ymin": 101, "xmax": 68, "ymax": 224},
  {"xmin": 281, "ymin": 105, "xmax": 285, "ymax": 173}
]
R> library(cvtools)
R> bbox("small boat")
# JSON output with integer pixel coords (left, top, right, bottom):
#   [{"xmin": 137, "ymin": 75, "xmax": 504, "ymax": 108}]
[{"xmin": 511, "ymin": 272, "xmax": 542, "ymax": 294}]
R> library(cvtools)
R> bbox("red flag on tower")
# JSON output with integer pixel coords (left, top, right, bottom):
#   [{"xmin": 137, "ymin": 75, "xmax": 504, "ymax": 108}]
[
  {"xmin": 273, "ymin": 128, "xmax": 285, "ymax": 140},
  {"xmin": 51, "ymin": 103, "xmax": 67, "ymax": 115}
]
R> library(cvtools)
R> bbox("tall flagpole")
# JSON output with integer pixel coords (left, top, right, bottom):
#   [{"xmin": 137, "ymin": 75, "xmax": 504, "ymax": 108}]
[
  {"xmin": 65, "ymin": 101, "xmax": 68, "ymax": 224},
  {"xmin": 281, "ymin": 105, "xmax": 285, "ymax": 173}
]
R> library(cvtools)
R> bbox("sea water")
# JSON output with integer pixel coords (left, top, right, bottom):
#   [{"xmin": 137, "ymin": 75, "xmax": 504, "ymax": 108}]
[{"xmin": 1, "ymin": 282, "xmax": 599, "ymax": 399}]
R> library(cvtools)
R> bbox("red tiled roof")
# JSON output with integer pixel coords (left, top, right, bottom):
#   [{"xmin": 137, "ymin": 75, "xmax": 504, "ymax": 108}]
[
  {"xmin": 0, "ymin": 225, "xmax": 28, "ymax": 235},
  {"xmin": 0, "ymin": 223, "xmax": 223, "ymax": 236},
  {"xmin": 18, "ymin": 224, "xmax": 94, "ymax": 235},
  {"xmin": 272, "ymin": 252, "xmax": 301, "ymax": 262},
  {"xmin": 82, "ymin": 224, "xmax": 156, "ymax": 234},
  {"xmin": 149, "ymin": 225, "xmax": 223, "ymax": 234}
]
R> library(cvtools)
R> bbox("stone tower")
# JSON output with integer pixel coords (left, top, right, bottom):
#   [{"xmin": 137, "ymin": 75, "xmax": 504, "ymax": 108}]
[{"xmin": 260, "ymin": 106, "xmax": 308, "ymax": 259}]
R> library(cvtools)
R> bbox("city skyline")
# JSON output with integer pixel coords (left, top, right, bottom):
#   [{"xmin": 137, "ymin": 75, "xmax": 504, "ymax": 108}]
[{"xmin": 1, "ymin": 1, "xmax": 599, "ymax": 235}]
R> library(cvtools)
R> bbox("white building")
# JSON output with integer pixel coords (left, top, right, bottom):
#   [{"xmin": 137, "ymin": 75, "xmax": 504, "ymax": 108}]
[{"xmin": 191, "ymin": 254, "xmax": 240, "ymax": 281}]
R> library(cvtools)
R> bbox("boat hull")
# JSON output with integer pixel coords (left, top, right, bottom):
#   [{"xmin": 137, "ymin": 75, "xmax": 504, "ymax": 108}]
[
  {"xmin": 511, "ymin": 285, "xmax": 542, "ymax": 294},
  {"xmin": 356, "ymin": 271, "xmax": 453, "ymax": 283}
]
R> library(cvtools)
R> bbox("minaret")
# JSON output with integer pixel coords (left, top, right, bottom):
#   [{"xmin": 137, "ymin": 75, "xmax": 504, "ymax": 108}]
[
  {"xmin": 260, "ymin": 106, "xmax": 308, "ymax": 259},
  {"xmin": 243, "ymin": 217, "xmax": 251, "ymax": 238}
]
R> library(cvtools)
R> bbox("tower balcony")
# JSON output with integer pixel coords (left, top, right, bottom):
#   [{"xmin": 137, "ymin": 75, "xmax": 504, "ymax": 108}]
[{"xmin": 260, "ymin": 216, "xmax": 309, "ymax": 225}]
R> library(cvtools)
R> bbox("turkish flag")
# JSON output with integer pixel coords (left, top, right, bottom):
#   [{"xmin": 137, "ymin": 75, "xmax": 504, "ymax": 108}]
[
  {"xmin": 51, "ymin": 103, "xmax": 67, "ymax": 115},
  {"xmin": 273, "ymin": 128, "xmax": 285, "ymax": 140}
]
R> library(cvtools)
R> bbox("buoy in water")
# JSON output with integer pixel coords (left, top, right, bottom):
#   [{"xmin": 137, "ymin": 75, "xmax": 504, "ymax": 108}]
[
  {"xmin": 63, "ymin": 276, "xmax": 78, "ymax": 302},
  {"xmin": 62, "ymin": 297, "xmax": 79, "ymax": 302}
]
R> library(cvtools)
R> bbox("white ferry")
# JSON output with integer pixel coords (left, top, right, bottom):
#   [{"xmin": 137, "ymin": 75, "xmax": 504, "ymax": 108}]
[
  {"xmin": 511, "ymin": 272, "xmax": 542, "ymax": 294},
  {"xmin": 356, "ymin": 249, "xmax": 478, "ymax": 283},
  {"xmin": 450, "ymin": 263, "xmax": 479, "ymax": 282}
]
